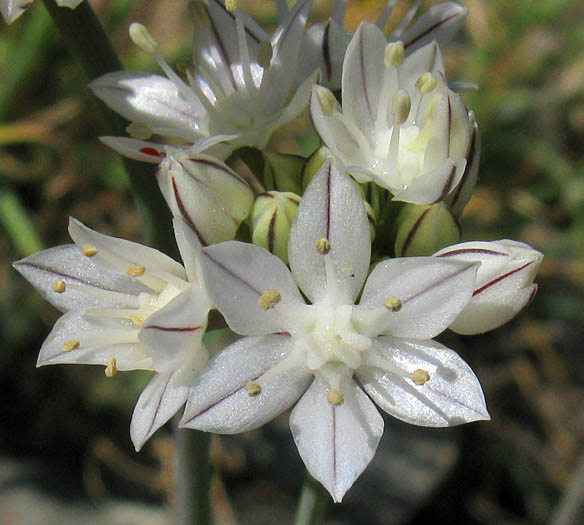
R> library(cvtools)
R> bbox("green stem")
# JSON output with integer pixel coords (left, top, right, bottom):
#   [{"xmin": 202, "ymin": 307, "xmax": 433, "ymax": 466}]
[
  {"xmin": 294, "ymin": 474, "xmax": 329, "ymax": 525},
  {"xmin": 40, "ymin": 0, "xmax": 175, "ymax": 256},
  {"xmin": 175, "ymin": 427, "xmax": 213, "ymax": 525}
]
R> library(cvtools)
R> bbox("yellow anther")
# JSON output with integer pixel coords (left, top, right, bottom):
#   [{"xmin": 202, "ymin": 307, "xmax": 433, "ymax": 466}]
[
  {"xmin": 129, "ymin": 22, "xmax": 159, "ymax": 54},
  {"xmin": 315, "ymin": 86, "xmax": 337, "ymax": 117},
  {"xmin": 257, "ymin": 40, "xmax": 273, "ymax": 69},
  {"xmin": 327, "ymin": 388, "xmax": 344, "ymax": 406},
  {"xmin": 412, "ymin": 369, "xmax": 430, "ymax": 385},
  {"xmin": 383, "ymin": 296, "xmax": 402, "ymax": 312},
  {"xmin": 258, "ymin": 289, "xmax": 281, "ymax": 310},
  {"xmin": 81, "ymin": 244, "xmax": 98, "ymax": 257},
  {"xmin": 245, "ymin": 381, "xmax": 262, "ymax": 396},
  {"xmin": 131, "ymin": 315, "xmax": 144, "ymax": 327},
  {"xmin": 52, "ymin": 279, "xmax": 66, "ymax": 293},
  {"xmin": 126, "ymin": 265, "xmax": 145, "ymax": 277},
  {"xmin": 415, "ymin": 72, "xmax": 437, "ymax": 94},
  {"xmin": 126, "ymin": 122, "xmax": 152, "ymax": 141},
  {"xmin": 105, "ymin": 357, "xmax": 118, "ymax": 378},
  {"xmin": 225, "ymin": 0, "xmax": 237, "ymax": 12},
  {"xmin": 62, "ymin": 339, "xmax": 80, "ymax": 352},
  {"xmin": 384, "ymin": 41, "xmax": 404, "ymax": 68},
  {"xmin": 316, "ymin": 237, "xmax": 331, "ymax": 254},
  {"xmin": 392, "ymin": 89, "xmax": 411, "ymax": 125}
]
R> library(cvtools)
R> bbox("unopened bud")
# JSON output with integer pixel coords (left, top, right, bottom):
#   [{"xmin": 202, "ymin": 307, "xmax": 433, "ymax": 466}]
[
  {"xmin": 384, "ymin": 41, "xmax": 404, "ymax": 68},
  {"xmin": 395, "ymin": 202, "xmax": 461, "ymax": 257},
  {"xmin": 392, "ymin": 90, "xmax": 411, "ymax": 125},
  {"xmin": 129, "ymin": 23, "xmax": 159, "ymax": 54}
]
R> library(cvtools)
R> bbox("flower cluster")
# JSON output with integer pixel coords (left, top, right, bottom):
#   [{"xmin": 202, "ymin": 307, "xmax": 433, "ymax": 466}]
[{"xmin": 14, "ymin": 0, "xmax": 542, "ymax": 502}]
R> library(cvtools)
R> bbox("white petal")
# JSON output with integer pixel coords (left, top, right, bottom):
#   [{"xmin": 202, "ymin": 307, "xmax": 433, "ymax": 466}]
[
  {"xmin": 98, "ymin": 136, "xmax": 168, "ymax": 163},
  {"xmin": 37, "ymin": 310, "xmax": 152, "ymax": 370},
  {"xmin": 400, "ymin": 2, "xmax": 468, "ymax": 53},
  {"xmin": 1, "ymin": 0, "xmax": 32, "ymax": 23},
  {"xmin": 139, "ymin": 287, "xmax": 209, "ymax": 372},
  {"xmin": 55, "ymin": 0, "xmax": 83, "ymax": 8},
  {"xmin": 341, "ymin": 22, "xmax": 386, "ymax": 135},
  {"xmin": 358, "ymin": 257, "xmax": 478, "ymax": 339},
  {"xmin": 13, "ymin": 244, "xmax": 148, "ymax": 312},
  {"xmin": 173, "ymin": 218, "xmax": 203, "ymax": 284},
  {"xmin": 288, "ymin": 161, "xmax": 371, "ymax": 304},
  {"xmin": 398, "ymin": 41, "xmax": 445, "ymax": 89},
  {"xmin": 360, "ymin": 337, "xmax": 490, "ymax": 426},
  {"xmin": 199, "ymin": 241, "xmax": 305, "ymax": 335},
  {"xmin": 289, "ymin": 376, "xmax": 384, "ymax": 502},
  {"xmin": 68, "ymin": 217, "xmax": 186, "ymax": 281},
  {"xmin": 90, "ymin": 72, "xmax": 204, "ymax": 142},
  {"xmin": 131, "ymin": 365, "xmax": 194, "ymax": 451},
  {"xmin": 181, "ymin": 335, "xmax": 310, "ymax": 433}
]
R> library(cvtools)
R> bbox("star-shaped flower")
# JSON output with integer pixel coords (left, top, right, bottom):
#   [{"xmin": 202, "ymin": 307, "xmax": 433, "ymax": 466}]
[
  {"xmin": 181, "ymin": 160, "xmax": 489, "ymax": 501},
  {"xmin": 311, "ymin": 21, "xmax": 477, "ymax": 205},
  {"xmin": 14, "ymin": 218, "xmax": 210, "ymax": 450},
  {"xmin": 90, "ymin": 0, "xmax": 319, "ymax": 163}
]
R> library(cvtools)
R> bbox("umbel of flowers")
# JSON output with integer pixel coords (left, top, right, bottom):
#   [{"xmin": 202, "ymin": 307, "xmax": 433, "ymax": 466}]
[{"xmin": 14, "ymin": 0, "xmax": 543, "ymax": 503}]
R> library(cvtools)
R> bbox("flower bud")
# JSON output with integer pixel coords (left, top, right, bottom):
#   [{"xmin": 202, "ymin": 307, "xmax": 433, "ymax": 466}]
[
  {"xmin": 394, "ymin": 202, "xmax": 460, "ymax": 257},
  {"xmin": 434, "ymin": 240, "xmax": 543, "ymax": 334},
  {"xmin": 251, "ymin": 191, "xmax": 301, "ymax": 263},
  {"xmin": 263, "ymin": 152, "xmax": 305, "ymax": 194},
  {"xmin": 157, "ymin": 152, "xmax": 254, "ymax": 245}
]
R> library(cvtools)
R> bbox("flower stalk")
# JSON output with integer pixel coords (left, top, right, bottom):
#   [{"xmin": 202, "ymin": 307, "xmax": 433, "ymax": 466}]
[{"xmin": 294, "ymin": 474, "xmax": 329, "ymax": 525}]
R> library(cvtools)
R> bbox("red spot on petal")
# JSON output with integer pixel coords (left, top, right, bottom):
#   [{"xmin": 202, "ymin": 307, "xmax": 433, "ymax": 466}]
[{"xmin": 140, "ymin": 147, "xmax": 166, "ymax": 158}]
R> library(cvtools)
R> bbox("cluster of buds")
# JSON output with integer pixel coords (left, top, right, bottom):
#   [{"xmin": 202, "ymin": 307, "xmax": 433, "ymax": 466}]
[{"xmin": 12, "ymin": 0, "xmax": 543, "ymax": 504}]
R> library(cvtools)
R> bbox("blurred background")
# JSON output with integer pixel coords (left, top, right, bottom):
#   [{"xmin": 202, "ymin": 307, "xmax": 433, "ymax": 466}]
[{"xmin": 1, "ymin": 0, "xmax": 583, "ymax": 523}]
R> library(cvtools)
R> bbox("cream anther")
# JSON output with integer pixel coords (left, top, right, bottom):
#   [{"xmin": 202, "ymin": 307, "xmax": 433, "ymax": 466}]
[
  {"xmin": 126, "ymin": 122, "xmax": 152, "ymax": 141},
  {"xmin": 257, "ymin": 40, "xmax": 273, "ymax": 69},
  {"xmin": 105, "ymin": 357, "xmax": 118, "ymax": 378},
  {"xmin": 245, "ymin": 381, "xmax": 262, "ymax": 396},
  {"xmin": 412, "ymin": 369, "xmax": 430, "ymax": 385},
  {"xmin": 52, "ymin": 279, "xmax": 66, "ymax": 293},
  {"xmin": 225, "ymin": 0, "xmax": 237, "ymax": 12},
  {"xmin": 131, "ymin": 314, "xmax": 144, "ymax": 327},
  {"xmin": 126, "ymin": 265, "xmax": 146, "ymax": 277},
  {"xmin": 392, "ymin": 90, "xmax": 411, "ymax": 125},
  {"xmin": 316, "ymin": 237, "xmax": 331, "ymax": 254},
  {"xmin": 258, "ymin": 289, "xmax": 281, "ymax": 310},
  {"xmin": 384, "ymin": 41, "xmax": 404, "ymax": 68},
  {"xmin": 383, "ymin": 296, "xmax": 402, "ymax": 311},
  {"xmin": 81, "ymin": 244, "xmax": 98, "ymax": 257},
  {"xmin": 62, "ymin": 339, "xmax": 80, "ymax": 352},
  {"xmin": 316, "ymin": 86, "xmax": 337, "ymax": 117},
  {"xmin": 415, "ymin": 72, "xmax": 437, "ymax": 94},
  {"xmin": 327, "ymin": 388, "xmax": 344, "ymax": 406},
  {"xmin": 129, "ymin": 23, "xmax": 159, "ymax": 55}
]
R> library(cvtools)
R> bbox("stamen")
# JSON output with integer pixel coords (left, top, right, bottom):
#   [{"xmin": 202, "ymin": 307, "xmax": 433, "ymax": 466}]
[
  {"xmin": 327, "ymin": 388, "xmax": 344, "ymax": 406},
  {"xmin": 392, "ymin": 89, "xmax": 411, "ymax": 126},
  {"xmin": 383, "ymin": 296, "xmax": 402, "ymax": 311},
  {"xmin": 416, "ymin": 72, "xmax": 437, "ymax": 95},
  {"xmin": 52, "ymin": 279, "xmax": 66, "ymax": 293},
  {"xmin": 105, "ymin": 357, "xmax": 118, "ymax": 378},
  {"xmin": 316, "ymin": 237, "xmax": 331, "ymax": 254},
  {"xmin": 131, "ymin": 314, "xmax": 144, "ymax": 327},
  {"xmin": 126, "ymin": 265, "xmax": 146, "ymax": 277},
  {"xmin": 315, "ymin": 86, "xmax": 337, "ymax": 117},
  {"xmin": 129, "ymin": 23, "xmax": 159, "ymax": 55},
  {"xmin": 81, "ymin": 244, "xmax": 98, "ymax": 257},
  {"xmin": 412, "ymin": 369, "xmax": 430, "ymax": 385},
  {"xmin": 62, "ymin": 339, "xmax": 80, "ymax": 352},
  {"xmin": 384, "ymin": 41, "xmax": 404, "ymax": 69},
  {"xmin": 126, "ymin": 122, "xmax": 153, "ymax": 141},
  {"xmin": 245, "ymin": 380, "xmax": 262, "ymax": 396},
  {"xmin": 225, "ymin": 0, "xmax": 237, "ymax": 11},
  {"xmin": 257, "ymin": 40, "xmax": 273, "ymax": 69},
  {"xmin": 258, "ymin": 289, "xmax": 281, "ymax": 310}
]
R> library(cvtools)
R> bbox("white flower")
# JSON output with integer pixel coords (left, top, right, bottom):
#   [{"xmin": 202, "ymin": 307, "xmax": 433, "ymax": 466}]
[
  {"xmin": 90, "ymin": 0, "xmax": 319, "ymax": 163},
  {"xmin": 181, "ymin": 160, "xmax": 489, "ymax": 501},
  {"xmin": 287, "ymin": 0, "xmax": 468, "ymax": 90},
  {"xmin": 311, "ymin": 22, "xmax": 475, "ymax": 205},
  {"xmin": 434, "ymin": 240, "xmax": 543, "ymax": 335},
  {"xmin": 13, "ymin": 217, "xmax": 211, "ymax": 450},
  {"xmin": 1, "ymin": 0, "xmax": 82, "ymax": 24}
]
